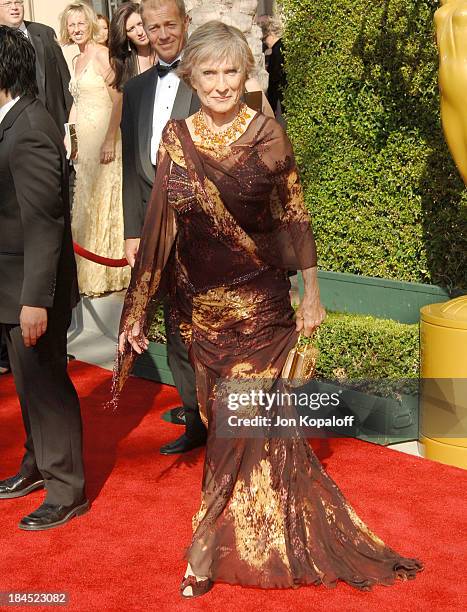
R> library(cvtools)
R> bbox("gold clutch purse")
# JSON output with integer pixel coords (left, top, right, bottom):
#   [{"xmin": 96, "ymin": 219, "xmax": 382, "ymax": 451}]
[{"xmin": 282, "ymin": 333, "xmax": 319, "ymax": 386}]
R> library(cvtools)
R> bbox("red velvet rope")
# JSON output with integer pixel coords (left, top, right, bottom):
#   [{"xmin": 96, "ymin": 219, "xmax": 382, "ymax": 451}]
[{"xmin": 73, "ymin": 242, "xmax": 128, "ymax": 268}]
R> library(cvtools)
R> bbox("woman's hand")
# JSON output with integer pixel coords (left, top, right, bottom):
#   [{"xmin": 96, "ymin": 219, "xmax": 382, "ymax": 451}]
[
  {"xmin": 124, "ymin": 238, "xmax": 141, "ymax": 268},
  {"xmin": 296, "ymin": 266, "xmax": 326, "ymax": 336},
  {"xmin": 64, "ymin": 135, "xmax": 78, "ymax": 161},
  {"xmin": 295, "ymin": 292, "xmax": 326, "ymax": 336},
  {"xmin": 100, "ymin": 138, "xmax": 116, "ymax": 164},
  {"xmin": 118, "ymin": 321, "xmax": 149, "ymax": 355}
]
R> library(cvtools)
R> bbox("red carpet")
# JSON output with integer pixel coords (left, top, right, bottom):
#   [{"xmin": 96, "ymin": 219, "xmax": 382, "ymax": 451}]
[{"xmin": 0, "ymin": 360, "xmax": 465, "ymax": 612}]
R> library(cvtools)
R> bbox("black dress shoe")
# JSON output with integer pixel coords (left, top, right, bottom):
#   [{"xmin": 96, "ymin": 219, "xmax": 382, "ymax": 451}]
[
  {"xmin": 19, "ymin": 499, "xmax": 90, "ymax": 531},
  {"xmin": 160, "ymin": 433, "xmax": 206, "ymax": 455},
  {"xmin": 161, "ymin": 406, "xmax": 186, "ymax": 425},
  {"xmin": 0, "ymin": 473, "xmax": 44, "ymax": 499}
]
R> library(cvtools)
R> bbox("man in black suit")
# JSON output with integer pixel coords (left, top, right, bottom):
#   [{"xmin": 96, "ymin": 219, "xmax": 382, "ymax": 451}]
[
  {"xmin": 0, "ymin": 0, "xmax": 72, "ymax": 136},
  {"xmin": 121, "ymin": 0, "xmax": 206, "ymax": 455},
  {"xmin": 0, "ymin": 26, "xmax": 88, "ymax": 530}
]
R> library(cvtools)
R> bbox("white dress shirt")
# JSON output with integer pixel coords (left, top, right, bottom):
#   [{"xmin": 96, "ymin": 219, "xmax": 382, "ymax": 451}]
[
  {"xmin": 0, "ymin": 96, "xmax": 20, "ymax": 125},
  {"xmin": 150, "ymin": 57, "xmax": 181, "ymax": 166},
  {"xmin": 19, "ymin": 21, "xmax": 29, "ymax": 38}
]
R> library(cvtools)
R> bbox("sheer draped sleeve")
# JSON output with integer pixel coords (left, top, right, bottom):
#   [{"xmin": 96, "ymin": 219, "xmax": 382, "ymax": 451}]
[
  {"xmin": 111, "ymin": 131, "xmax": 177, "ymax": 401},
  {"xmin": 256, "ymin": 119, "xmax": 317, "ymax": 271}
]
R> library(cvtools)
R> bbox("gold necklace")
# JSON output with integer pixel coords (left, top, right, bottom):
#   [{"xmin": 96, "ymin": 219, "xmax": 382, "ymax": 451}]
[{"xmin": 193, "ymin": 103, "xmax": 250, "ymax": 148}]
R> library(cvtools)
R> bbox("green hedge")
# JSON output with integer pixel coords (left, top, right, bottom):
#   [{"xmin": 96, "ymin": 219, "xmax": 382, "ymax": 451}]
[
  {"xmin": 312, "ymin": 312, "xmax": 418, "ymax": 380},
  {"xmin": 148, "ymin": 310, "xmax": 419, "ymax": 379},
  {"xmin": 281, "ymin": 0, "xmax": 467, "ymax": 292}
]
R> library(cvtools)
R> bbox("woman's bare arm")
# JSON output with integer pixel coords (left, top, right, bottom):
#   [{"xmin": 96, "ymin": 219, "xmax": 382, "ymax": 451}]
[
  {"xmin": 295, "ymin": 266, "xmax": 326, "ymax": 336},
  {"xmin": 94, "ymin": 46, "xmax": 123, "ymax": 164}
]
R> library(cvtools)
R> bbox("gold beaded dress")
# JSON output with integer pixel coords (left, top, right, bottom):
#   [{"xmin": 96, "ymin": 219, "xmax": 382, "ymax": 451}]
[
  {"xmin": 69, "ymin": 59, "xmax": 130, "ymax": 296},
  {"xmin": 114, "ymin": 113, "xmax": 423, "ymax": 590}
]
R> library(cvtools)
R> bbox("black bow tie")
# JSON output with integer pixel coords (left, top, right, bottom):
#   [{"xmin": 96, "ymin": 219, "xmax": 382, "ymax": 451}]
[{"xmin": 156, "ymin": 60, "xmax": 180, "ymax": 78}]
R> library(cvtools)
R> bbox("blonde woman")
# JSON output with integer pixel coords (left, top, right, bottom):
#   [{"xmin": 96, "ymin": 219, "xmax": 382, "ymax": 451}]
[{"xmin": 61, "ymin": 1, "xmax": 130, "ymax": 296}]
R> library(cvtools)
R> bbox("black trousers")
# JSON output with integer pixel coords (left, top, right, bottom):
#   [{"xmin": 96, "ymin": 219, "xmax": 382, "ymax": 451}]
[
  {"xmin": 1, "ymin": 312, "xmax": 85, "ymax": 506},
  {"xmin": 163, "ymin": 302, "xmax": 206, "ymax": 442},
  {"xmin": 0, "ymin": 335, "xmax": 8, "ymax": 369}
]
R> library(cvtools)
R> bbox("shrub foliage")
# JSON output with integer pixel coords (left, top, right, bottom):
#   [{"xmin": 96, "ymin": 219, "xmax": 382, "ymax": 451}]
[
  {"xmin": 314, "ymin": 313, "xmax": 418, "ymax": 380},
  {"xmin": 148, "ymin": 310, "xmax": 419, "ymax": 379},
  {"xmin": 281, "ymin": 0, "xmax": 466, "ymax": 292}
]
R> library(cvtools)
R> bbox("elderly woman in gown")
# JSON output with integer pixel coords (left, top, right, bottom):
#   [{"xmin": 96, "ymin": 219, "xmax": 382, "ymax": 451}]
[{"xmin": 115, "ymin": 21, "xmax": 423, "ymax": 599}]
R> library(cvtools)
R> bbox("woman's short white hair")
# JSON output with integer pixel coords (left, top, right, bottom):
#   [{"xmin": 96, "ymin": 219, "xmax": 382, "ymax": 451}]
[
  {"xmin": 59, "ymin": 1, "xmax": 100, "ymax": 46},
  {"xmin": 178, "ymin": 21, "xmax": 255, "ymax": 88}
]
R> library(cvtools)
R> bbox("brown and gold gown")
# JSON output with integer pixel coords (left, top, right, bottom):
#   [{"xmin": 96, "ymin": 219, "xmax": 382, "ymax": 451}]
[{"xmin": 114, "ymin": 113, "xmax": 423, "ymax": 590}]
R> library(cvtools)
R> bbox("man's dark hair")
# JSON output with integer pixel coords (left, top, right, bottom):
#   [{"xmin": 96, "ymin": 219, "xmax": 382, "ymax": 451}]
[{"xmin": 0, "ymin": 26, "xmax": 38, "ymax": 97}]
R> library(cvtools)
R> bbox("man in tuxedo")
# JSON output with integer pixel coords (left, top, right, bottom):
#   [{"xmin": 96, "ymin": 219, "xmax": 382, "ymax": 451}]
[
  {"xmin": 0, "ymin": 26, "xmax": 88, "ymax": 530},
  {"xmin": 121, "ymin": 0, "xmax": 206, "ymax": 455},
  {"xmin": 0, "ymin": 0, "xmax": 72, "ymax": 136}
]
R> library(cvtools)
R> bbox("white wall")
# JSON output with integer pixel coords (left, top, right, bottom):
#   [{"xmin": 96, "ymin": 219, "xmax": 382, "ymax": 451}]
[
  {"xmin": 24, "ymin": 0, "xmax": 78, "ymax": 72},
  {"xmin": 24, "ymin": 0, "xmax": 72, "ymax": 34}
]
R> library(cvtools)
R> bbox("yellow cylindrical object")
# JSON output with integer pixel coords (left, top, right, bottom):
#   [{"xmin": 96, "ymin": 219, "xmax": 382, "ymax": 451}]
[
  {"xmin": 419, "ymin": 295, "xmax": 467, "ymax": 469},
  {"xmin": 435, "ymin": 1, "xmax": 467, "ymax": 185}
]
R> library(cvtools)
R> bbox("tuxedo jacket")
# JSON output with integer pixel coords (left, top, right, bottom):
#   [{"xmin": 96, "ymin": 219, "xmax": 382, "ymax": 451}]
[
  {"xmin": 121, "ymin": 66, "xmax": 200, "ymax": 239},
  {"xmin": 0, "ymin": 96, "xmax": 79, "ymax": 325},
  {"xmin": 25, "ymin": 21, "xmax": 73, "ymax": 137}
]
